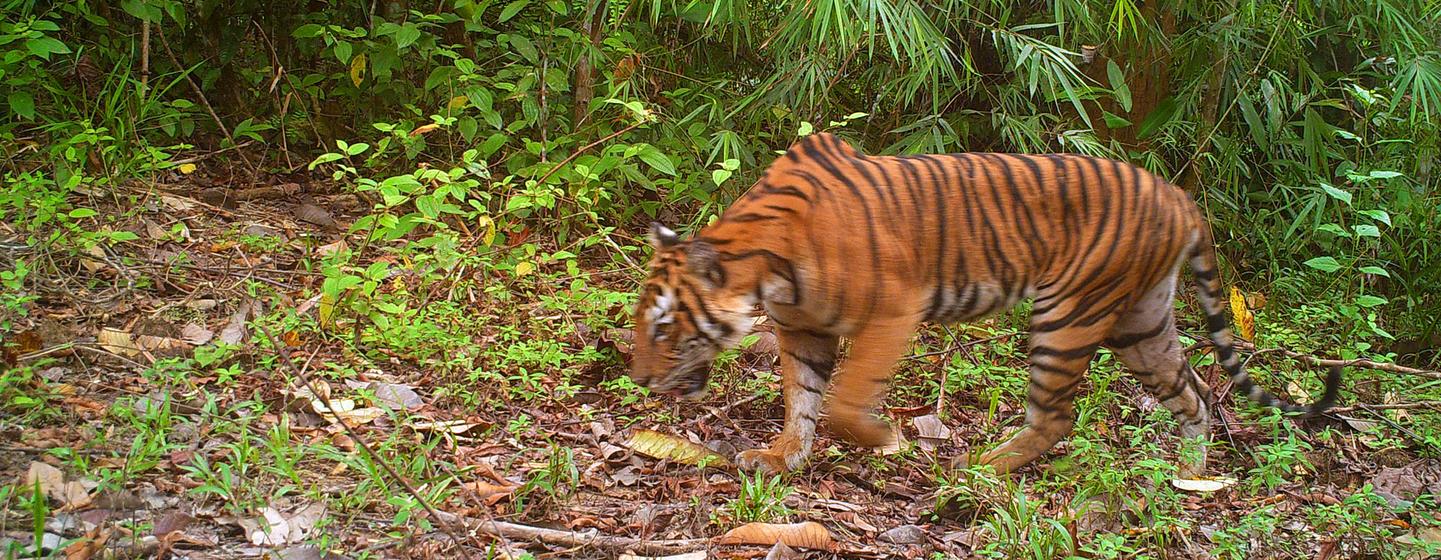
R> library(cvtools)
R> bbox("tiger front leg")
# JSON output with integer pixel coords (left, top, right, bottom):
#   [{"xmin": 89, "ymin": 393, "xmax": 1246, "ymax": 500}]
[
  {"xmin": 736, "ymin": 330, "xmax": 839, "ymax": 474},
  {"xmin": 824, "ymin": 319, "xmax": 917, "ymax": 450}
]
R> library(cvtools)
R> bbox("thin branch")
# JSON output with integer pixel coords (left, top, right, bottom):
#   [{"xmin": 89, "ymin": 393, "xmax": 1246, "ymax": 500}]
[
  {"xmin": 1187, "ymin": 339, "xmax": 1441, "ymax": 381},
  {"xmin": 448, "ymin": 517, "xmax": 707, "ymax": 556},
  {"xmin": 155, "ymin": 27, "xmax": 259, "ymax": 176}
]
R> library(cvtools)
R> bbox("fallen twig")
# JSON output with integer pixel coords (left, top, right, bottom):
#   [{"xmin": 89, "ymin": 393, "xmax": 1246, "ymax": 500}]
[
  {"xmin": 1186, "ymin": 339, "xmax": 1441, "ymax": 381},
  {"xmin": 455, "ymin": 517, "xmax": 707, "ymax": 556},
  {"xmin": 1330, "ymin": 401, "xmax": 1441, "ymax": 413}
]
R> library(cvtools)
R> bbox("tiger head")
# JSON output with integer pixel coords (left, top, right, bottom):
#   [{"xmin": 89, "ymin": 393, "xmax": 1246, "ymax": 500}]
[{"xmin": 630, "ymin": 223, "xmax": 756, "ymax": 399}]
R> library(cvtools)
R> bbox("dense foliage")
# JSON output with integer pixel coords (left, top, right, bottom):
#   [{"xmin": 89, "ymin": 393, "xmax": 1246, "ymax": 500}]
[{"xmin": 3, "ymin": 1, "xmax": 1440, "ymax": 344}]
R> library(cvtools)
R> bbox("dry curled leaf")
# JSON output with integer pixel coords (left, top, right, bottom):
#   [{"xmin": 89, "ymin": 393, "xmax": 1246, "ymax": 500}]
[
  {"xmin": 717, "ymin": 521, "xmax": 835, "ymax": 551},
  {"xmin": 625, "ymin": 430, "xmax": 729, "ymax": 467}
]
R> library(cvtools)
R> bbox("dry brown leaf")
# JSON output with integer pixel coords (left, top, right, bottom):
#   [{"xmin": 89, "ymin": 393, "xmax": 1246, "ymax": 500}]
[
  {"xmin": 97, "ymin": 328, "xmax": 140, "ymax": 357},
  {"xmin": 159, "ymin": 194, "xmax": 199, "ymax": 212},
  {"xmin": 62, "ymin": 527, "xmax": 109, "ymax": 560},
  {"xmin": 180, "ymin": 324, "xmax": 214, "ymax": 346},
  {"xmin": 219, "ymin": 301, "xmax": 254, "ymax": 345},
  {"xmin": 295, "ymin": 202, "xmax": 336, "ymax": 229},
  {"xmin": 24, "ymin": 462, "xmax": 91, "ymax": 508},
  {"xmin": 241, "ymin": 503, "xmax": 326, "ymax": 546},
  {"xmin": 717, "ymin": 521, "xmax": 834, "ymax": 551},
  {"xmin": 625, "ymin": 430, "xmax": 729, "ymax": 467}
]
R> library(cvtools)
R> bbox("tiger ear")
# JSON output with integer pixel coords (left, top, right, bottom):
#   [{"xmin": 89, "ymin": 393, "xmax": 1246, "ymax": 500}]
[
  {"xmin": 760, "ymin": 275, "xmax": 797, "ymax": 306},
  {"xmin": 648, "ymin": 222, "xmax": 679, "ymax": 249},
  {"xmin": 686, "ymin": 241, "xmax": 725, "ymax": 287}
]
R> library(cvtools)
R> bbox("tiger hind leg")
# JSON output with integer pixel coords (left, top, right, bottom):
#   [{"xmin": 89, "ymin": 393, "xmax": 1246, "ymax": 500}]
[
  {"xmin": 1104, "ymin": 275, "xmax": 1213, "ymax": 479},
  {"xmin": 976, "ymin": 296, "xmax": 1115, "ymax": 474},
  {"xmin": 736, "ymin": 329, "xmax": 839, "ymax": 474}
]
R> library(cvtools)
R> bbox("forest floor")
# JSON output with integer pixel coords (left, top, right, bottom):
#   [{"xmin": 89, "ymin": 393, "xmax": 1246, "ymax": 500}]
[{"xmin": 3, "ymin": 170, "xmax": 1441, "ymax": 559}]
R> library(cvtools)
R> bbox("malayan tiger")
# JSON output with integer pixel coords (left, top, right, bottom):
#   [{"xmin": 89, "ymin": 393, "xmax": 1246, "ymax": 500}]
[{"xmin": 628, "ymin": 132, "xmax": 1341, "ymax": 478}]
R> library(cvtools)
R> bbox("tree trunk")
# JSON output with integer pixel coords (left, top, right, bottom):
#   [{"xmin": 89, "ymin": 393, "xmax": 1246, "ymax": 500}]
[{"xmin": 572, "ymin": 0, "xmax": 608, "ymax": 129}]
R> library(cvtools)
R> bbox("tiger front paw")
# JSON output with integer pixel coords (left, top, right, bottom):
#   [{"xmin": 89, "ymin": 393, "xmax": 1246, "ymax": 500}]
[
  {"xmin": 736, "ymin": 448, "xmax": 793, "ymax": 475},
  {"xmin": 829, "ymin": 413, "xmax": 898, "ymax": 449}
]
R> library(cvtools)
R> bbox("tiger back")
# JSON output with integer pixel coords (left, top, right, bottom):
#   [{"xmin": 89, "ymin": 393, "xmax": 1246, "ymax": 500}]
[{"xmin": 629, "ymin": 132, "xmax": 1341, "ymax": 478}]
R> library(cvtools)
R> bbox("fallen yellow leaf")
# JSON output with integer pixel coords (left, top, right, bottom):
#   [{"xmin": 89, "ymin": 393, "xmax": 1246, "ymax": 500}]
[{"xmin": 624, "ymin": 430, "xmax": 729, "ymax": 467}]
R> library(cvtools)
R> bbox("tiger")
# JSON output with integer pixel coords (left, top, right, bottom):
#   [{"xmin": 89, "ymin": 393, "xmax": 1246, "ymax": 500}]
[{"xmin": 628, "ymin": 132, "xmax": 1341, "ymax": 479}]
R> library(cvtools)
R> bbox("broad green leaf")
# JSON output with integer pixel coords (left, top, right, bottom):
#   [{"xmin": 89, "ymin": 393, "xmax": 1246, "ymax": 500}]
[
  {"xmin": 480, "ymin": 133, "xmax": 507, "ymax": 156},
  {"xmin": 1355, "ymin": 295, "xmax": 1387, "ymax": 308},
  {"xmin": 1316, "ymin": 223, "xmax": 1350, "ymax": 237},
  {"xmin": 293, "ymin": 23, "xmax": 325, "ymax": 38},
  {"xmin": 8, "ymin": 91, "xmax": 34, "ymax": 119},
  {"xmin": 1136, "ymin": 96, "xmax": 1178, "ymax": 139},
  {"xmin": 333, "ymin": 40, "xmax": 353, "ymax": 63},
  {"xmin": 637, "ymin": 145, "xmax": 677, "ymax": 176},
  {"xmin": 1360, "ymin": 209, "xmax": 1392, "ymax": 226},
  {"xmin": 711, "ymin": 169, "xmax": 732, "ymax": 186},
  {"xmin": 1106, "ymin": 60, "xmax": 1131, "ymax": 112},
  {"xmin": 1318, "ymin": 183, "xmax": 1352, "ymax": 205},
  {"xmin": 499, "ymin": 0, "xmax": 529, "ymax": 22},
  {"xmin": 798, "ymin": 121, "xmax": 814, "ymax": 136},
  {"xmin": 68, "ymin": 208, "xmax": 97, "ymax": 218},
  {"xmin": 1353, "ymin": 224, "xmax": 1380, "ymax": 238},
  {"xmin": 25, "ymin": 36, "xmax": 70, "ymax": 59},
  {"xmin": 1368, "ymin": 170, "xmax": 1403, "ymax": 179},
  {"xmin": 1102, "ymin": 111, "xmax": 1132, "ymax": 129},
  {"xmin": 1359, "ymin": 266, "xmax": 1390, "ymax": 277},
  {"xmin": 1303, "ymin": 257, "xmax": 1342, "ymax": 272},
  {"xmin": 394, "ymin": 25, "xmax": 421, "ymax": 49}
]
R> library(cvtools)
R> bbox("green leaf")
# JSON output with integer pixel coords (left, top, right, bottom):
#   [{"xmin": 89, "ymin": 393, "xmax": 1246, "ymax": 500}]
[
  {"xmin": 1316, "ymin": 223, "xmax": 1350, "ymax": 238},
  {"xmin": 1367, "ymin": 170, "xmax": 1403, "ymax": 179},
  {"xmin": 1102, "ymin": 111, "xmax": 1132, "ymax": 129},
  {"xmin": 333, "ymin": 40, "xmax": 353, "ymax": 63},
  {"xmin": 636, "ymin": 145, "xmax": 677, "ymax": 176},
  {"xmin": 480, "ymin": 133, "xmax": 507, "ymax": 157},
  {"xmin": 1318, "ymin": 183, "xmax": 1352, "ymax": 205},
  {"xmin": 345, "ymin": 142, "xmax": 370, "ymax": 155},
  {"xmin": 546, "ymin": 0, "xmax": 568, "ymax": 14},
  {"xmin": 1355, "ymin": 295, "xmax": 1387, "ymax": 308},
  {"xmin": 1353, "ymin": 224, "xmax": 1380, "ymax": 238},
  {"xmin": 394, "ymin": 25, "xmax": 422, "ymax": 49},
  {"xmin": 798, "ymin": 121, "xmax": 814, "ymax": 136},
  {"xmin": 509, "ymin": 35, "xmax": 537, "ymax": 64},
  {"xmin": 8, "ymin": 91, "xmax": 34, "ymax": 119},
  {"xmin": 1303, "ymin": 257, "xmax": 1342, "ymax": 272},
  {"xmin": 1136, "ymin": 96, "xmax": 1178, "ymax": 139},
  {"xmin": 1360, "ymin": 209, "xmax": 1392, "ymax": 226},
  {"xmin": 1359, "ymin": 266, "xmax": 1390, "ymax": 277},
  {"xmin": 293, "ymin": 23, "xmax": 325, "ymax": 38},
  {"xmin": 458, "ymin": 117, "xmax": 478, "ymax": 142},
  {"xmin": 711, "ymin": 169, "xmax": 732, "ymax": 186},
  {"xmin": 308, "ymin": 153, "xmax": 345, "ymax": 169},
  {"xmin": 25, "ymin": 36, "xmax": 69, "ymax": 60},
  {"xmin": 1238, "ymin": 93, "xmax": 1266, "ymax": 148},
  {"xmin": 499, "ymin": 0, "xmax": 529, "ymax": 22},
  {"xmin": 68, "ymin": 208, "xmax": 97, "ymax": 218},
  {"xmin": 1106, "ymin": 60, "xmax": 1131, "ymax": 112}
]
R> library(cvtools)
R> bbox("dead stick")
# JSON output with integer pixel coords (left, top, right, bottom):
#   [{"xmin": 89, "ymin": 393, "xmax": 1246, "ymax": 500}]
[
  {"xmin": 1186, "ymin": 339, "xmax": 1441, "ymax": 381},
  {"xmin": 1330, "ymin": 402, "xmax": 1441, "ymax": 413},
  {"xmin": 464, "ymin": 518, "xmax": 706, "ymax": 555}
]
